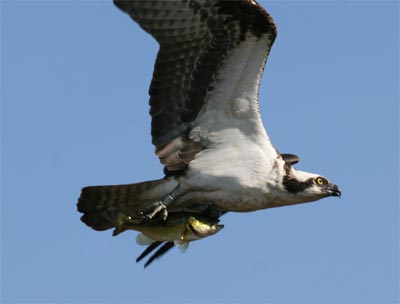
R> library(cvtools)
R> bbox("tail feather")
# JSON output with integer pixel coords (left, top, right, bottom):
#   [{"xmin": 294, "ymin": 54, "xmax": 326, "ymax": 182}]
[{"xmin": 77, "ymin": 179, "xmax": 171, "ymax": 231}]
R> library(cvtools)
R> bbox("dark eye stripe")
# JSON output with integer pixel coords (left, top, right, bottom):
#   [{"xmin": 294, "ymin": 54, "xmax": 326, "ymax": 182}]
[{"xmin": 283, "ymin": 177, "xmax": 314, "ymax": 194}]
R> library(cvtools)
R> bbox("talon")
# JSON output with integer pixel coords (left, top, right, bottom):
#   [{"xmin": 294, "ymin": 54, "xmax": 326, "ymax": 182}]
[
  {"xmin": 139, "ymin": 190, "xmax": 178, "ymax": 222},
  {"xmin": 205, "ymin": 202, "xmax": 223, "ymax": 220},
  {"xmin": 143, "ymin": 201, "xmax": 168, "ymax": 221},
  {"xmin": 160, "ymin": 207, "xmax": 168, "ymax": 221}
]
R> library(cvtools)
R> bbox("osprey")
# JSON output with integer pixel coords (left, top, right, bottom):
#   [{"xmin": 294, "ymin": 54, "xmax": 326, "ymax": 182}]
[{"xmin": 78, "ymin": 0, "xmax": 341, "ymax": 266}]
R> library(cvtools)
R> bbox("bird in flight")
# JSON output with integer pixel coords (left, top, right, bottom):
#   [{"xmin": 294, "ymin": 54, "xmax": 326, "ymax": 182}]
[{"xmin": 77, "ymin": 0, "xmax": 341, "ymax": 267}]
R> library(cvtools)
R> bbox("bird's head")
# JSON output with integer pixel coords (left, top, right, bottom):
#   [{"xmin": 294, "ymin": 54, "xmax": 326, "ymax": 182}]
[
  {"xmin": 283, "ymin": 169, "xmax": 341, "ymax": 201},
  {"xmin": 275, "ymin": 153, "xmax": 341, "ymax": 206}
]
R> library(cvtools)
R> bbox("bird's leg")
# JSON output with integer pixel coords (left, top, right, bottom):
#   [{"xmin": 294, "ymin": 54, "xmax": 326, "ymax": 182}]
[
  {"xmin": 180, "ymin": 202, "xmax": 222, "ymax": 220},
  {"xmin": 203, "ymin": 202, "xmax": 223, "ymax": 220},
  {"xmin": 141, "ymin": 192, "xmax": 176, "ymax": 221}
]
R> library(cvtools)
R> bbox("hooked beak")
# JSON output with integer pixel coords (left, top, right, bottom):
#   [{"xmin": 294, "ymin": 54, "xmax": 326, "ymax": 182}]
[{"xmin": 327, "ymin": 184, "xmax": 341, "ymax": 198}]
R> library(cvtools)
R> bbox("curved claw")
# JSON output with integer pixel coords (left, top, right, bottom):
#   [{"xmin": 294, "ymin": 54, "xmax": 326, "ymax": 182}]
[{"xmin": 142, "ymin": 201, "xmax": 168, "ymax": 221}]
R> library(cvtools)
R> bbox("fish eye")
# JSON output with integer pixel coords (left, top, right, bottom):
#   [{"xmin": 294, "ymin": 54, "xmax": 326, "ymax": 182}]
[{"xmin": 315, "ymin": 177, "xmax": 325, "ymax": 185}]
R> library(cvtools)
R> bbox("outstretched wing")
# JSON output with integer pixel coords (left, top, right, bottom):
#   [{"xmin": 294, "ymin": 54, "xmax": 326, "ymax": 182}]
[{"xmin": 114, "ymin": 0, "xmax": 277, "ymax": 175}]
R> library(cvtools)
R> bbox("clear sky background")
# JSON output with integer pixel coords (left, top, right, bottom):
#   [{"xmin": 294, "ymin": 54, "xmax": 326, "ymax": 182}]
[{"xmin": 1, "ymin": 1, "xmax": 399, "ymax": 303}]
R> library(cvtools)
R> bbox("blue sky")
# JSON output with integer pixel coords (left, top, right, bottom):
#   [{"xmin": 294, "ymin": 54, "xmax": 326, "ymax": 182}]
[{"xmin": 1, "ymin": 1, "xmax": 398, "ymax": 303}]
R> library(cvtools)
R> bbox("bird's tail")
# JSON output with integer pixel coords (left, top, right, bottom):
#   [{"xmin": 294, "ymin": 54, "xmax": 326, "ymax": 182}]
[{"xmin": 77, "ymin": 178, "xmax": 177, "ymax": 231}]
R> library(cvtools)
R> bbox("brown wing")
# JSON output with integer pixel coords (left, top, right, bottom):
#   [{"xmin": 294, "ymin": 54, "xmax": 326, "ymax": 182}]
[
  {"xmin": 114, "ymin": 0, "xmax": 277, "ymax": 175},
  {"xmin": 281, "ymin": 153, "xmax": 300, "ymax": 166}
]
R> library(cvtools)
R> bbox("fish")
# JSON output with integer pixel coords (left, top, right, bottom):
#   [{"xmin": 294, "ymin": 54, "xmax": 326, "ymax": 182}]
[{"xmin": 110, "ymin": 209, "xmax": 224, "ymax": 266}]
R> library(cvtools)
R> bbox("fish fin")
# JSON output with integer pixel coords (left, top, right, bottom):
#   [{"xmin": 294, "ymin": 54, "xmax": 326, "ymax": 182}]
[
  {"xmin": 135, "ymin": 233, "xmax": 154, "ymax": 246},
  {"xmin": 174, "ymin": 240, "xmax": 189, "ymax": 253}
]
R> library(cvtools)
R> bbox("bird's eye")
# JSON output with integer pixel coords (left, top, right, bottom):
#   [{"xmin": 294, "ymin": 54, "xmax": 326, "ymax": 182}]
[{"xmin": 316, "ymin": 177, "xmax": 325, "ymax": 185}]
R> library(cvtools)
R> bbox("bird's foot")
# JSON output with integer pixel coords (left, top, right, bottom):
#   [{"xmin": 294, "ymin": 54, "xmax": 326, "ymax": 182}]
[
  {"xmin": 139, "ymin": 193, "xmax": 176, "ymax": 222},
  {"xmin": 141, "ymin": 201, "xmax": 168, "ymax": 221},
  {"xmin": 181, "ymin": 202, "xmax": 222, "ymax": 220},
  {"xmin": 203, "ymin": 202, "xmax": 223, "ymax": 220}
]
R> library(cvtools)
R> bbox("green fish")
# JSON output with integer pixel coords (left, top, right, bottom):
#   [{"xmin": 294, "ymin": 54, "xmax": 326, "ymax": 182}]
[{"xmin": 112, "ymin": 209, "xmax": 224, "ymax": 250}]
